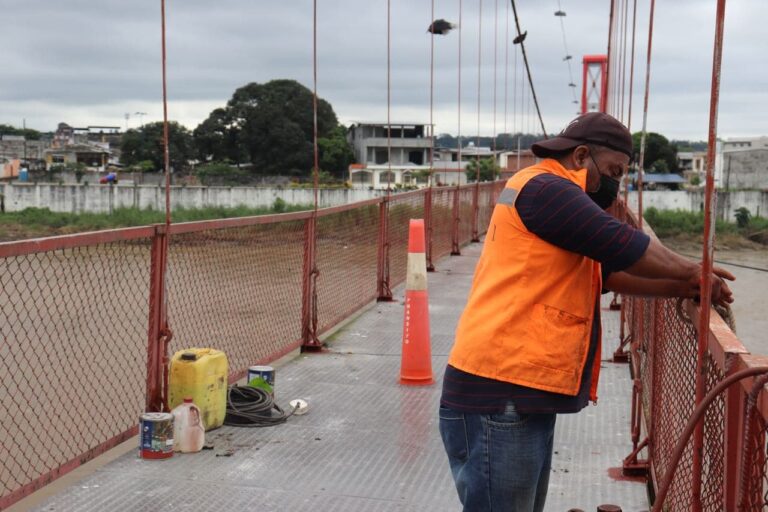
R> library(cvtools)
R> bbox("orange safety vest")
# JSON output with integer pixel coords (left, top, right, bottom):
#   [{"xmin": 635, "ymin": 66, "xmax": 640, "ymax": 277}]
[{"xmin": 448, "ymin": 158, "xmax": 602, "ymax": 400}]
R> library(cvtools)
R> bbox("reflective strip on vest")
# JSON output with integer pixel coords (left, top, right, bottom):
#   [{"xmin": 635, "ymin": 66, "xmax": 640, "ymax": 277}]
[{"xmin": 496, "ymin": 187, "xmax": 518, "ymax": 206}]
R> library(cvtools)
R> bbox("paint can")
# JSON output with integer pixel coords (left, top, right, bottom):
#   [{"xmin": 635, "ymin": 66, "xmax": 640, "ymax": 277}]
[
  {"xmin": 247, "ymin": 365, "xmax": 275, "ymax": 395},
  {"xmin": 139, "ymin": 412, "xmax": 174, "ymax": 459}
]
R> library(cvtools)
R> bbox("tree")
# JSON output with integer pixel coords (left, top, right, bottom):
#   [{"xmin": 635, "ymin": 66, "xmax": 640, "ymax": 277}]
[
  {"xmin": 632, "ymin": 132, "xmax": 679, "ymax": 172},
  {"xmin": 465, "ymin": 157, "xmax": 500, "ymax": 182},
  {"xmin": 192, "ymin": 108, "xmax": 244, "ymax": 164},
  {"xmin": 318, "ymin": 125, "xmax": 355, "ymax": 179},
  {"xmin": 224, "ymin": 79, "xmax": 340, "ymax": 176},
  {"xmin": 0, "ymin": 124, "xmax": 42, "ymax": 140},
  {"xmin": 120, "ymin": 121, "xmax": 194, "ymax": 173}
]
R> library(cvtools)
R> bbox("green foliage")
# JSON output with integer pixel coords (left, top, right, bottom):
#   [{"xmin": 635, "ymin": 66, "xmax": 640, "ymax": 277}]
[
  {"xmin": 131, "ymin": 160, "xmax": 155, "ymax": 173},
  {"xmin": 120, "ymin": 121, "xmax": 194, "ymax": 173},
  {"xmin": 318, "ymin": 125, "xmax": 355, "ymax": 178},
  {"xmin": 194, "ymin": 162, "xmax": 251, "ymax": 186},
  {"xmin": 632, "ymin": 132, "xmax": 679, "ymax": 172},
  {"xmin": 651, "ymin": 159, "xmax": 670, "ymax": 173},
  {"xmin": 689, "ymin": 175, "xmax": 701, "ymax": 186},
  {"xmin": 0, "ymin": 123, "xmax": 42, "ymax": 140},
  {"xmin": 734, "ymin": 207, "xmax": 751, "ymax": 229},
  {"xmin": 192, "ymin": 108, "xmax": 245, "ymax": 163},
  {"xmin": 194, "ymin": 79, "xmax": 344, "ymax": 177},
  {"xmin": 465, "ymin": 157, "xmax": 500, "ymax": 182},
  {"xmin": 644, "ymin": 207, "xmax": 744, "ymax": 238},
  {"xmin": 272, "ymin": 197, "xmax": 286, "ymax": 213}
]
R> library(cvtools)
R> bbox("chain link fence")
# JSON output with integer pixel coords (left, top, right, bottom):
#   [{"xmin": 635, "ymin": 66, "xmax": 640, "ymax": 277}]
[{"xmin": 616, "ymin": 200, "xmax": 768, "ymax": 511}]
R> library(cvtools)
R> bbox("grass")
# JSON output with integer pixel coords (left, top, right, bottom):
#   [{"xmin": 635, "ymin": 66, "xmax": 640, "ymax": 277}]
[
  {"xmin": 0, "ymin": 202, "xmax": 312, "ymax": 241},
  {"xmin": 644, "ymin": 207, "xmax": 768, "ymax": 245}
]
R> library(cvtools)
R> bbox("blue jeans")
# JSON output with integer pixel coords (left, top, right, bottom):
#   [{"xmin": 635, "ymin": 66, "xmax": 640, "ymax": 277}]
[{"xmin": 439, "ymin": 402, "xmax": 556, "ymax": 512}]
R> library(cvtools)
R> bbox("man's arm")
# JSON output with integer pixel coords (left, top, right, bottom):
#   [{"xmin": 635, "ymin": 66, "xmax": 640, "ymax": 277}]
[{"xmin": 621, "ymin": 238, "xmax": 735, "ymax": 306}]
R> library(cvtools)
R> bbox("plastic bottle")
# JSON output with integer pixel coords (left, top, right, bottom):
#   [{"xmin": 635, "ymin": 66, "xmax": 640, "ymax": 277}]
[{"xmin": 171, "ymin": 397, "xmax": 205, "ymax": 453}]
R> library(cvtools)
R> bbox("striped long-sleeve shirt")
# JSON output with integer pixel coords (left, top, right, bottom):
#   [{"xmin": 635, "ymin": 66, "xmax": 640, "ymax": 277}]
[{"xmin": 440, "ymin": 173, "xmax": 650, "ymax": 414}]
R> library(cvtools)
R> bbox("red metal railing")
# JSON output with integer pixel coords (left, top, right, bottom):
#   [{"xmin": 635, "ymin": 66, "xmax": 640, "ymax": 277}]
[
  {"xmin": 615, "ymin": 201, "xmax": 768, "ymax": 510},
  {"xmin": 0, "ymin": 182, "xmax": 503, "ymax": 509}
]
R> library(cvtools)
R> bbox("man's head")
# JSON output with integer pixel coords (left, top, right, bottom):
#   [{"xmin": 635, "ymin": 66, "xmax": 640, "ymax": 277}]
[{"xmin": 531, "ymin": 112, "xmax": 632, "ymax": 194}]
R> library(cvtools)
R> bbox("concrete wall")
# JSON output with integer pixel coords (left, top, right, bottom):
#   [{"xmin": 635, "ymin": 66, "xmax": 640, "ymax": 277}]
[
  {"xmin": 627, "ymin": 190, "xmax": 768, "ymax": 222},
  {"xmin": 0, "ymin": 183, "xmax": 384, "ymax": 214},
  {"xmin": 721, "ymin": 149, "xmax": 768, "ymax": 189}
]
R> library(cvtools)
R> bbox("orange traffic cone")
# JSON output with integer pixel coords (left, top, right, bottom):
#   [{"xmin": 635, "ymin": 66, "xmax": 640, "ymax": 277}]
[{"xmin": 400, "ymin": 219, "xmax": 434, "ymax": 386}]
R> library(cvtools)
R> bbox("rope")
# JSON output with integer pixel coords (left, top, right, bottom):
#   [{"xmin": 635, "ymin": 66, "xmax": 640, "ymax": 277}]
[{"xmin": 224, "ymin": 386, "xmax": 297, "ymax": 427}]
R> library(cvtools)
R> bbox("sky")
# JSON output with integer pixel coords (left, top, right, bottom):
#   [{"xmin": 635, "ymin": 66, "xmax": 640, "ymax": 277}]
[{"xmin": 1, "ymin": 0, "xmax": 766, "ymax": 141}]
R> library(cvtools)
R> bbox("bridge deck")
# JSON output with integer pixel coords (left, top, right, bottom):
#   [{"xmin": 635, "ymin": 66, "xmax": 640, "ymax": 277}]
[{"xmin": 27, "ymin": 242, "xmax": 648, "ymax": 511}]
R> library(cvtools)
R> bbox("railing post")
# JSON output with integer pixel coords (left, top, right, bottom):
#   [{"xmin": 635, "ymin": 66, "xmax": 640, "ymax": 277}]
[
  {"xmin": 145, "ymin": 224, "xmax": 168, "ymax": 412},
  {"xmin": 301, "ymin": 213, "xmax": 322, "ymax": 349},
  {"xmin": 451, "ymin": 186, "xmax": 461, "ymax": 255},
  {"xmin": 377, "ymin": 197, "xmax": 393, "ymax": 301},
  {"xmin": 424, "ymin": 188, "xmax": 435, "ymax": 271}
]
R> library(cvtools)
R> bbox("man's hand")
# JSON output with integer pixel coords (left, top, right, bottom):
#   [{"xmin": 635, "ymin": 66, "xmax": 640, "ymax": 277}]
[
  {"xmin": 605, "ymin": 265, "xmax": 734, "ymax": 306},
  {"xmin": 684, "ymin": 265, "xmax": 735, "ymax": 307}
]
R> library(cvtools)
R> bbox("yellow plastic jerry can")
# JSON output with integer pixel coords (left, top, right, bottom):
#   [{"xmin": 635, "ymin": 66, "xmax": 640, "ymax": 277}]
[{"xmin": 168, "ymin": 348, "xmax": 228, "ymax": 431}]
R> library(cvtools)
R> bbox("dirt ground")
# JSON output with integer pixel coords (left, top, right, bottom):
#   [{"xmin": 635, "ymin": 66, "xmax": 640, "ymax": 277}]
[{"xmin": 664, "ymin": 237, "xmax": 768, "ymax": 356}]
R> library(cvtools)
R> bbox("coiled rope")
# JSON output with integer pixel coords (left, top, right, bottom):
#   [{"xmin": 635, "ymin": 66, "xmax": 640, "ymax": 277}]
[{"xmin": 224, "ymin": 386, "xmax": 297, "ymax": 427}]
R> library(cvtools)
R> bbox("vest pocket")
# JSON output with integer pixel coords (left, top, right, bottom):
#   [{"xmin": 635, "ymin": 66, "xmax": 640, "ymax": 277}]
[{"xmin": 525, "ymin": 303, "xmax": 589, "ymax": 376}]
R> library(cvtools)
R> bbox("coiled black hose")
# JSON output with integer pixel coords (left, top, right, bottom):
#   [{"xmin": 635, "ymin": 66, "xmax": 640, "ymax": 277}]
[{"xmin": 224, "ymin": 386, "xmax": 296, "ymax": 427}]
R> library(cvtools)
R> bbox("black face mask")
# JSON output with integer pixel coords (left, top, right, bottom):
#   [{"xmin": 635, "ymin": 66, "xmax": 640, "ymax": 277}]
[
  {"xmin": 586, "ymin": 154, "xmax": 620, "ymax": 209},
  {"xmin": 587, "ymin": 174, "xmax": 620, "ymax": 209}
]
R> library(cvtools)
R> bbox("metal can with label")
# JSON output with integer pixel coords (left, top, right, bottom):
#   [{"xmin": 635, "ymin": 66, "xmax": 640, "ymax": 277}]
[
  {"xmin": 139, "ymin": 412, "xmax": 174, "ymax": 459},
  {"xmin": 247, "ymin": 365, "xmax": 275, "ymax": 395}
]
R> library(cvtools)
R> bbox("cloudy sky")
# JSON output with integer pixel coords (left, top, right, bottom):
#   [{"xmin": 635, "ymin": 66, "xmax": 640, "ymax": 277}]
[{"xmin": 1, "ymin": 0, "xmax": 765, "ymax": 141}]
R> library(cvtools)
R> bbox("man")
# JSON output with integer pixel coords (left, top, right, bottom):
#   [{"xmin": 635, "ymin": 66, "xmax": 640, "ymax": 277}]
[{"xmin": 438, "ymin": 112, "xmax": 733, "ymax": 512}]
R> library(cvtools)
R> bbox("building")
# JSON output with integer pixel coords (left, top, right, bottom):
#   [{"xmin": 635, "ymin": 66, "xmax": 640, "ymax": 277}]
[
  {"xmin": 678, "ymin": 150, "xmax": 708, "ymax": 186},
  {"xmin": 719, "ymin": 137, "xmax": 768, "ymax": 189},
  {"xmin": 347, "ymin": 122, "xmax": 434, "ymax": 189}
]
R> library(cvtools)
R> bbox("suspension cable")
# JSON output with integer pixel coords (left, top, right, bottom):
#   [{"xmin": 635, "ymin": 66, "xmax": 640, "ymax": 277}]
[
  {"xmin": 605, "ymin": 0, "xmax": 615, "ymax": 116},
  {"xmin": 493, "ymin": 0, "xmax": 498, "ymax": 154},
  {"xmin": 476, "ymin": 0, "xmax": 482, "ymax": 178},
  {"xmin": 312, "ymin": 0, "xmax": 319, "ymax": 209},
  {"xmin": 386, "ymin": 0, "xmax": 392, "ymax": 192},
  {"xmin": 429, "ymin": 0, "xmax": 435, "ymax": 184},
  {"xmin": 509, "ymin": 0, "xmax": 547, "ymax": 138},
  {"xmin": 503, "ymin": 0, "xmax": 509, "ymax": 150},
  {"xmin": 693, "ymin": 0, "xmax": 728, "ymax": 507},
  {"xmin": 620, "ymin": 0, "xmax": 629, "ymax": 122},
  {"xmin": 627, "ymin": 0, "xmax": 638, "ymax": 131},
  {"xmin": 457, "ymin": 0, "xmax": 462, "ymax": 184},
  {"xmin": 636, "ymin": 0, "xmax": 657, "ymax": 230},
  {"xmin": 160, "ymin": 0, "xmax": 170, "ymax": 227}
]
